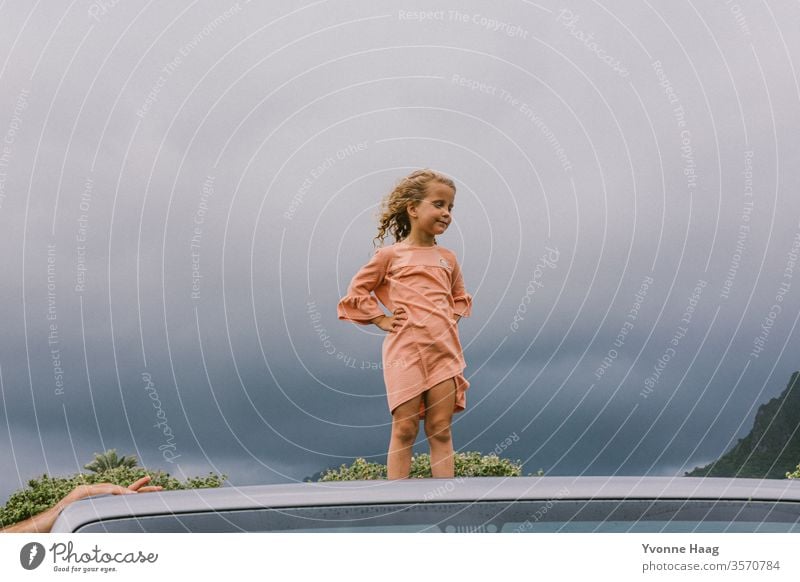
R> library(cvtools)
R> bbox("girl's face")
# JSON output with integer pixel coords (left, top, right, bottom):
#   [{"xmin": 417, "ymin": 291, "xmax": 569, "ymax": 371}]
[{"xmin": 407, "ymin": 181, "xmax": 455, "ymax": 238}]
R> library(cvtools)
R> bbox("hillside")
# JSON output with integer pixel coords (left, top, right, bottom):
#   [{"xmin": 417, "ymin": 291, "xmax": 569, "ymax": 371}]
[{"xmin": 685, "ymin": 371, "xmax": 800, "ymax": 479}]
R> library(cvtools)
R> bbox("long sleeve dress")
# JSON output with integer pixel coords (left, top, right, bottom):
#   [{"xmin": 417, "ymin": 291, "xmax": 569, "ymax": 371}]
[{"xmin": 337, "ymin": 242, "xmax": 472, "ymax": 420}]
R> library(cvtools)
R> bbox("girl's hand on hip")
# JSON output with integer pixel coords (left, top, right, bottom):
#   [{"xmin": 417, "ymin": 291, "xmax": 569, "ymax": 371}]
[{"xmin": 374, "ymin": 308, "xmax": 407, "ymax": 332}]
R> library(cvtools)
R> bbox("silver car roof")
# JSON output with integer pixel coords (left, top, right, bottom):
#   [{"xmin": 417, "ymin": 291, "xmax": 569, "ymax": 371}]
[{"xmin": 50, "ymin": 476, "xmax": 800, "ymax": 533}]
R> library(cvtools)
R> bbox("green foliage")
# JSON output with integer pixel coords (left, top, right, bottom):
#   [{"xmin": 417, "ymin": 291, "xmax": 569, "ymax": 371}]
[
  {"xmin": 316, "ymin": 451, "xmax": 538, "ymax": 481},
  {"xmin": 0, "ymin": 466, "xmax": 226, "ymax": 528},
  {"xmin": 451, "ymin": 451, "xmax": 526, "ymax": 477},
  {"xmin": 318, "ymin": 457, "xmax": 387, "ymax": 481},
  {"xmin": 687, "ymin": 372, "xmax": 800, "ymax": 479},
  {"xmin": 83, "ymin": 449, "xmax": 138, "ymax": 473}
]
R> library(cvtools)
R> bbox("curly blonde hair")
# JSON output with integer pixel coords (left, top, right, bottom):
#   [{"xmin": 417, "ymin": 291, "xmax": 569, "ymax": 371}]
[{"xmin": 373, "ymin": 169, "xmax": 456, "ymax": 247}]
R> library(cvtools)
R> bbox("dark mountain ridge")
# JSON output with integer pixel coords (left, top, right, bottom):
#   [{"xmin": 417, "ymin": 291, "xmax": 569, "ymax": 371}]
[{"xmin": 685, "ymin": 371, "xmax": 800, "ymax": 479}]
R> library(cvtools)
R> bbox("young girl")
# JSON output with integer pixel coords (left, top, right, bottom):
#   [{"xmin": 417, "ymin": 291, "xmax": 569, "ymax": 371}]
[{"xmin": 337, "ymin": 169, "xmax": 472, "ymax": 479}]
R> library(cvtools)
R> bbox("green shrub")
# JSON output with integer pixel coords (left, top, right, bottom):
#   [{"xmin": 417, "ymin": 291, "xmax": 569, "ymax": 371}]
[
  {"xmin": 451, "ymin": 451, "xmax": 526, "ymax": 477},
  {"xmin": 0, "ymin": 466, "xmax": 226, "ymax": 528},
  {"xmin": 318, "ymin": 457, "xmax": 387, "ymax": 481},
  {"xmin": 787, "ymin": 463, "xmax": 800, "ymax": 479},
  {"xmin": 316, "ymin": 451, "xmax": 539, "ymax": 481}
]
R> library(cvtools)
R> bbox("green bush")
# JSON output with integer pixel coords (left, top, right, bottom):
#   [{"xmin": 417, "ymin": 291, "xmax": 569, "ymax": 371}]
[
  {"xmin": 316, "ymin": 451, "xmax": 539, "ymax": 481},
  {"xmin": 0, "ymin": 466, "xmax": 226, "ymax": 528},
  {"xmin": 787, "ymin": 463, "xmax": 800, "ymax": 479},
  {"xmin": 318, "ymin": 457, "xmax": 388, "ymax": 481}
]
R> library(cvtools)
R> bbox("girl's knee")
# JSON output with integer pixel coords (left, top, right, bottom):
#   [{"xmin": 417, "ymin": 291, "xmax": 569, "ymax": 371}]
[
  {"xmin": 424, "ymin": 417, "xmax": 452, "ymax": 442},
  {"xmin": 392, "ymin": 417, "xmax": 419, "ymax": 443}
]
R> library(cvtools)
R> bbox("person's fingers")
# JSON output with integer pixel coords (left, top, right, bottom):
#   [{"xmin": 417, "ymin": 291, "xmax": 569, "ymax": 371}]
[
  {"xmin": 91, "ymin": 484, "xmax": 133, "ymax": 496},
  {"xmin": 127, "ymin": 476, "xmax": 152, "ymax": 491},
  {"xmin": 61, "ymin": 478, "xmax": 164, "ymax": 505},
  {"xmin": 87, "ymin": 480, "xmax": 162, "ymax": 496}
]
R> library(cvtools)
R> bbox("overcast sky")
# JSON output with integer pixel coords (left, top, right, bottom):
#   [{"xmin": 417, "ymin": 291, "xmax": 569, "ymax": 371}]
[{"xmin": 1, "ymin": 0, "xmax": 799, "ymax": 503}]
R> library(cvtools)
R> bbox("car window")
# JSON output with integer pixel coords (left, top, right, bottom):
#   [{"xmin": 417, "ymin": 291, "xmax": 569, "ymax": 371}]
[{"xmin": 73, "ymin": 499, "xmax": 800, "ymax": 533}]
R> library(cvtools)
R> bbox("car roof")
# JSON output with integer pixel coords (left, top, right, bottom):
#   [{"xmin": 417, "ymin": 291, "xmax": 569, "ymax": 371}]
[{"xmin": 50, "ymin": 475, "xmax": 800, "ymax": 533}]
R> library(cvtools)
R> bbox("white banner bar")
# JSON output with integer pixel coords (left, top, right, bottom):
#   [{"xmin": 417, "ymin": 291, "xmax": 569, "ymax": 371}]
[{"xmin": 2, "ymin": 533, "xmax": 798, "ymax": 581}]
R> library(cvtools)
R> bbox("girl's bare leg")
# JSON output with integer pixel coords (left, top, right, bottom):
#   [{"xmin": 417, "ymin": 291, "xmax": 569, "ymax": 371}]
[
  {"xmin": 424, "ymin": 378, "xmax": 457, "ymax": 478},
  {"xmin": 387, "ymin": 395, "xmax": 422, "ymax": 479}
]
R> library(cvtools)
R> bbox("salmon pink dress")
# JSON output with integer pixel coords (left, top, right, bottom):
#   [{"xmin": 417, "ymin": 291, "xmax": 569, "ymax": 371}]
[{"xmin": 337, "ymin": 242, "xmax": 472, "ymax": 420}]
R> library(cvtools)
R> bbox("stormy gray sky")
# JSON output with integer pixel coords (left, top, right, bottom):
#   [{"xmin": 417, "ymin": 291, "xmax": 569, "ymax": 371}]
[{"xmin": 1, "ymin": 0, "xmax": 799, "ymax": 502}]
